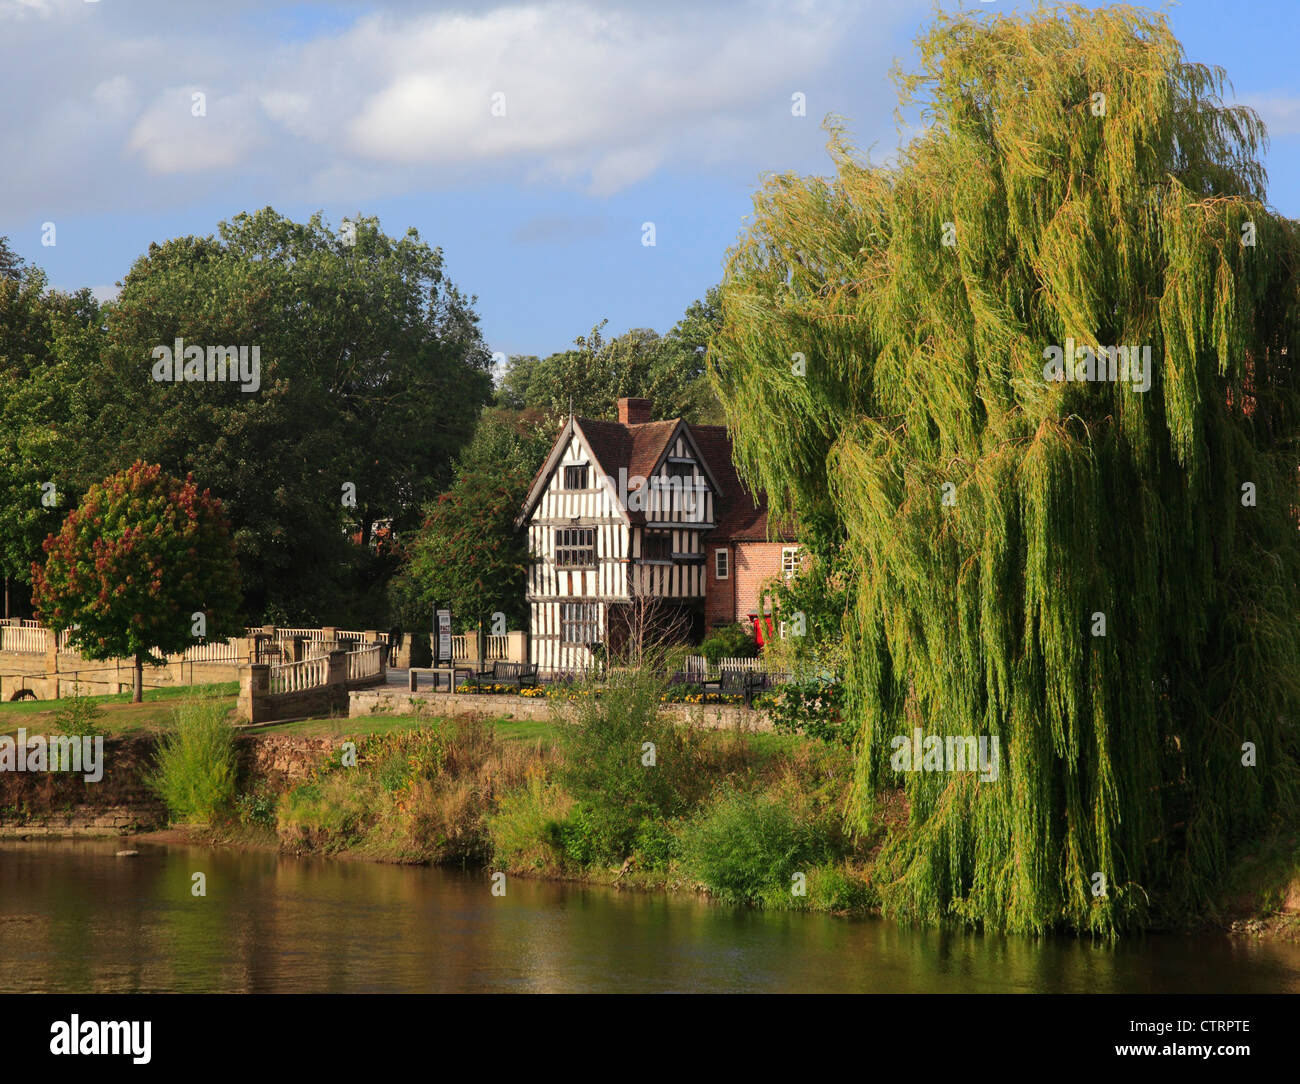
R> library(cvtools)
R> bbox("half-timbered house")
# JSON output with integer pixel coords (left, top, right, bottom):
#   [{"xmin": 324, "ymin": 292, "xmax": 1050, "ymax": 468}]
[{"xmin": 516, "ymin": 396, "xmax": 798, "ymax": 674}]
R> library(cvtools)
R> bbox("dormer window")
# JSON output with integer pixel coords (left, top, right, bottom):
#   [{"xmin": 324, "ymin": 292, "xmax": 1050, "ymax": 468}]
[
  {"xmin": 563, "ymin": 464, "xmax": 589, "ymax": 490},
  {"xmin": 666, "ymin": 461, "xmax": 694, "ymax": 480}
]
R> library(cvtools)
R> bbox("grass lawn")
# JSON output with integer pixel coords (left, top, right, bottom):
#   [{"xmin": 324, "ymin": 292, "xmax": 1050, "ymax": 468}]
[{"xmin": 0, "ymin": 682, "xmax": 238, "ymax": 736}]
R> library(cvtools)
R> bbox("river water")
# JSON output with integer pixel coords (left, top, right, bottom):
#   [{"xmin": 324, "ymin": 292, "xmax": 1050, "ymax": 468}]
[{"xmin": 2, "ymin": 840, "xmax": 1299, "ymax": 993}]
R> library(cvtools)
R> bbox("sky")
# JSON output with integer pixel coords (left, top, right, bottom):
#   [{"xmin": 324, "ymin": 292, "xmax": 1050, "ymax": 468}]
[{"xmin": 2, "ymin": 0, "xmax": 1298, "ymax": 361}]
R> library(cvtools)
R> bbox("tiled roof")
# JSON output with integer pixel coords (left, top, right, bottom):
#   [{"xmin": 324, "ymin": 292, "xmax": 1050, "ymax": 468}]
[{"xmin": 566, "ymin": 414, "xmax": 792, "ymax": 542}]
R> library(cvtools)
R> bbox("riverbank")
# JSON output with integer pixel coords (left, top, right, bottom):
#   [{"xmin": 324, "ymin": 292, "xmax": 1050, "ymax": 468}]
[{"xmin": 4, "ymin": 692, "xmax": 1299, "ymax": 938}]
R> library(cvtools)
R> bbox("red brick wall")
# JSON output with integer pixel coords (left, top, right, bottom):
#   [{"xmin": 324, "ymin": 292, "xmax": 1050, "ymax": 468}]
[
  {"xmin": 704, "ymin": 542, "xmax": 735, "ymax": 629},
  {"xmin": 734, "ymin": 542, "xmax": 790, "ymax": 624},
  {"xmin": 704, "ymin": 541, "xmax": 804, "ymax": 632}
]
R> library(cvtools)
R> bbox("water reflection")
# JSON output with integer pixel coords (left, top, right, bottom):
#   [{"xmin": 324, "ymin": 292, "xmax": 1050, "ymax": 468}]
[{"xmin": 2, "ymin": 840, "xmax": 1298, "ymax": 993}]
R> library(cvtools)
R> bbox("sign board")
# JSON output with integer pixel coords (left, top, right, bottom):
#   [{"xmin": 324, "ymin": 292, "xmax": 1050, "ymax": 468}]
[{"xmin": 435, "ymin": 609, "xmax": 452, "ymax": 664}]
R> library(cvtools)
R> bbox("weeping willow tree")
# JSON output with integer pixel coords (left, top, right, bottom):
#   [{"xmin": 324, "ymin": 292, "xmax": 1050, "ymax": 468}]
[{"xmin": 710, "ymin": 4, "xmax": 1300, "ymax": 934}]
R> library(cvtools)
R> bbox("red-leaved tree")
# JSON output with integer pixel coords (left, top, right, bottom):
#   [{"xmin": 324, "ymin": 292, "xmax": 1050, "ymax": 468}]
[{"xmin": 32, "ymin": 461, "xmax": 243, "ymax": 702}]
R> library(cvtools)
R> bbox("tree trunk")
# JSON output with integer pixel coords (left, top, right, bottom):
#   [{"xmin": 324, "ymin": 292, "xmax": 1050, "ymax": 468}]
[{"xmin": 133, "ymin": 652, "xmax": 143, "ymax": 704}]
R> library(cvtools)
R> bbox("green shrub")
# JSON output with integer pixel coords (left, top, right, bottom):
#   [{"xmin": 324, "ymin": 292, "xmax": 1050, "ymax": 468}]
[
  {"xmin": 680, "ymin": 787, "xmax": 829, "ymax": 906},
  {"xmin": 698, "ymin": 623, "xmax": 758, "ymax": 663},
  {"xmin": 557, "ymin": 668, "xmax": 707, "ymax": 866},
  {"xmin": 147, "ymin": 700, "xmax": 238, "ymax": 825},
  {"xmin": 235, "ymin": 783, "xmax": 279, "ymax": 828},
  {"xmin": 488, "ymin": 774, "xmax": 573, "ymax": 871},
  {"xmin": 755, "ymin": 679, "xmax": 851, "ymax": 744},
  {"xmin": 52, "ymin": 686, "xmax": 106, "ymax": 737}
]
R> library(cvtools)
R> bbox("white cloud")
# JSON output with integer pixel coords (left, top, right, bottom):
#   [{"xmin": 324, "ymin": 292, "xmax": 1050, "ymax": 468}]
[
  {"xmin": 1242, "ymin": 95, "xmax": 1300, "ymax": 137},
  {"xmin": 0, "ymin": 0, "xmax": 925, "ymax": 216},
  {"xmin": 127, "ymin": 88, "xmax": 268, "ymax": 173}
]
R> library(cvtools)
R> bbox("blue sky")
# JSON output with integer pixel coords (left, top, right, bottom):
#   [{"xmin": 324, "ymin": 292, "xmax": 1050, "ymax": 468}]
[{"xmin": 2, "ymin": 0, "xmax": 1297, "ymax": 361}]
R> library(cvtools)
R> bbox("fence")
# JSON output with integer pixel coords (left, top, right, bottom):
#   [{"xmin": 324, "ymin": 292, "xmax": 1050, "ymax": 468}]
[
  {"xmin": 269, "ymin": 656, "xmax": 329, "ymax": 695},
  {"xmin": 347, "ymin": 644, "xmax": 383, "ymax": 682},
  {"xmin": 182, "ymin": 641, "xmax": 241, "ymax": 663},
  {"xmin": 0, "ymin": 626, "xmax": 47, "ymax": 654},
  {"xmin": 0, "ymin": 618, "xmax": 41, "ymax": 627}
]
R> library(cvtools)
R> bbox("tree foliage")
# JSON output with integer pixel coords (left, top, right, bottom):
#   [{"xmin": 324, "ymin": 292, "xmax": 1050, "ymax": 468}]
[
  {"xmin": 32, "ymin": 462, "xmax": 243, "ymax": 701},
  {"xmin": 15, "ymin": 210, "xmax": 492, "ymax": 624},
  {"xmin": 397, "ymin": 408, "xmax": 553, "ymax": 635},
  {"xmin": 710, "ymin": 4, "xmax": 1300, "ymax": 933},
  {"xmin": 497, "ymin": 288, "xmax": 724, "ymax": 422}
]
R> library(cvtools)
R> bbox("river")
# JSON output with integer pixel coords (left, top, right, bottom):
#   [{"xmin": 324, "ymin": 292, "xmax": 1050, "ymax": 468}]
[{"xmin": 2, "ymin": 840, "xmax": 1299, "ymax": 993}]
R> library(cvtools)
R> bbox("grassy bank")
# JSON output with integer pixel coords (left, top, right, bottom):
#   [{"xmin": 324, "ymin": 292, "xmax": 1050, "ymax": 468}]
[{"xmin": 133, "ymin": 670, "xmax": 891, "ymax": 915}]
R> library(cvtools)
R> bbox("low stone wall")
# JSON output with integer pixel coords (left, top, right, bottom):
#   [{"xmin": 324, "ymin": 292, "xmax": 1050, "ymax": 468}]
[
  {"xmin": 0, "ymin": 654, "xmax": 240, "ymax": 702},
  {"xmin": 348, "ymin": 688, "xmax": 773, "ymax": 732},
  {"xmin": 0, "ymin": 732, "xmax": 340, "ymax": 837},
  {"xmin": 0, "ymin": 734, "xmax": 168, "ymax": 837}
]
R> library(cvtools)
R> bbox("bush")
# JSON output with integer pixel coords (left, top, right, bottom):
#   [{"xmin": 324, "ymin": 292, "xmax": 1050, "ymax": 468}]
[
  {"xmin": 148, "ymin": 700, "xmax": 238, "ymax": 825},
  {"xmin": 489, "ymin": 774, "xmax": 574, "ymax": 871},
  {"xmin": 755, "ymin": 679, "xmax": 851, "ymax": 744},
  {"xmin": 698, "ymin": 623, "xmax": 758, "ymax": 663},
  {"xmin": 557, "ymin": 668, "xmax": 707, "ymax": 865},
  {"xmin": 680, "ymin": 787, "xmax": 829, "ymax": 906},
  {"xmin": 52, "ymin": 686, "xmax": 105, "ymax": 737}
]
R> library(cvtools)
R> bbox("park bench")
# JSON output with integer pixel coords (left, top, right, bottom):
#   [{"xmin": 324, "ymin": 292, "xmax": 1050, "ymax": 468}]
[{"xmin": 471, "ymin": 660, "xmax": 539, "ymax": 691}]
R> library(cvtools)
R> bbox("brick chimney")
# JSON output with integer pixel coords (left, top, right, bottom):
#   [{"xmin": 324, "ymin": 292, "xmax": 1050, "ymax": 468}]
[{"xmin": 617, "ymin": 397, "xmax": 652, "ymax": 425}]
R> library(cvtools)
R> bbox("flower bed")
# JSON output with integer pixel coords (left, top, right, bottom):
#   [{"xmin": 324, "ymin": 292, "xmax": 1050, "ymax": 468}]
[{"xmin": 456, "ymin": 682, "xmax": 746, "ymax": 705}]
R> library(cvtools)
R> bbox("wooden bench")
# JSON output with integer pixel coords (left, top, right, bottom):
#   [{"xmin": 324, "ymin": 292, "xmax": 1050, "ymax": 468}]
[
  {"xmin": 409, "ymin": 666, "xmax": 475, "ymax": 693},
  {"xmin": 471, "ymin": 661, "xmax": 539, "ymax": 691}
]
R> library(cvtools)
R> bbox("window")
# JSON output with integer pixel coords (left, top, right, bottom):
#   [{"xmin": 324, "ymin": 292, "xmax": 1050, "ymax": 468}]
[
  {"xmin": 782, "ymin": 546, "xmax": 801, "ymax": 580},
  {"xmin": 641, "ymin": 531, "xmax": 672, "ymax": 562},
  {"xmin": 561, "ymin": 603, "xmax": 598, "ymax": 644},
  {"xmin": 714, "ymin": 548, "xmax": 729, "ymax": 579},
  {"xmin": 666, "ymin": 461, "xmax": 695, "ymax": 480},
  {"xmin": 555, "ymin": 528, "xmax": 596, "ymax": 568},
  {"xmin": 563, "ymin": 464, "xmax": 589, "ymax": 490}
]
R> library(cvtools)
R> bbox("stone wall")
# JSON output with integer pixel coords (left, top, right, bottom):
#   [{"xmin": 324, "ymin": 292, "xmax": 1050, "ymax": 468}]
[
  {"xmin": 348, "ymin": 688, "xmax": 774, "ymax": 732},
  {"xmin": 0, "ymin": 732, "xmax": 339, "ymax": 837},
  {"xmin": 0, "ymin": 734, "xmax": 168, "ymax": 837}
]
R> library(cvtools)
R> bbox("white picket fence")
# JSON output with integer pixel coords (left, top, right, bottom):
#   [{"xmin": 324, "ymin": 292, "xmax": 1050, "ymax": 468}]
[
  {"xmin": 685, "ymin": 655, "xmax": 770, "ymax": 674},
  {"xmin": 0, "ymin": 618, "xmax": 41, "ymax": 627}
]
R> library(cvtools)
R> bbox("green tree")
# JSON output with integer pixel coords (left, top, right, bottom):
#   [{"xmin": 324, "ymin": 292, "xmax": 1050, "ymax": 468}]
[
  {"xmin": 0, "ymin": 244, "xmax": 94, "ymax": 618},
  {"xmin": 32, "ymin": 462, "xmax": 243, "ymax": 702},
  {"xmin": 497, "ymin": 290, "xmax": 723, "ymax": 422},
  {"xmin": 397, "ymin": 408, "xmax": 552, "ymax": 660},
  {"xmin": 710, "ymin": 5, "xmax": 1300, "ymax": 933},
  {"xmin": 66, "ymin": 209, "xmax": 492, "ymax": 622}
]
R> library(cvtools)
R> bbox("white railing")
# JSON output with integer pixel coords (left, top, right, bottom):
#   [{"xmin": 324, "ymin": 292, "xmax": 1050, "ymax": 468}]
[
  {"xmin": 347, "ymin": 644, "xmax": 382, "ymax": 681},
  {"xmin": 0, "ymin": 626, "xmax": 47, "ymax": 653},
  {"xmin": 0, "ymin": 618, "xmax": 41, "ymax": 627},
  {"xmin": 269, "ymin": 656, "xmax": 329, "ymax": 695},
  {"xmin": 452, "ymin": 635, "xmax": 468, "ymax": 661},
  {"xmin": 486, "ymin": 634, "xmax": 508, "ymax": 661},
  {"xmin": 182, "ymin": 640, "xmax": 240, "ymax": 662}
]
